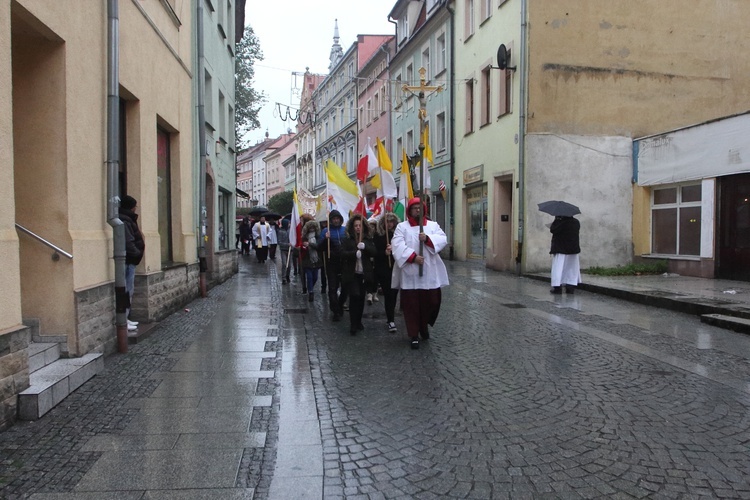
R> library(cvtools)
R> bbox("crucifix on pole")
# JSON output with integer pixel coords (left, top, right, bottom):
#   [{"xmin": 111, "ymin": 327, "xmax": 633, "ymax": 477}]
[{"xmin": 402, "ymin": 67, "xmax": 443, "ymax": 276}]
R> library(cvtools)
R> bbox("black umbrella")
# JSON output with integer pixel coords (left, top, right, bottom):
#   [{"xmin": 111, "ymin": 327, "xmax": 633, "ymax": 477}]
[
  {"xmin": 538, "ymin": 200, "xmax": 581, "ymax": 217},
  {"xmin": 260, "ymin": 211, "xmax": 282, "ymax": 221},
  {"xmin": 248, "ymin": 206, "xmax": 268, "ymax": 217}
]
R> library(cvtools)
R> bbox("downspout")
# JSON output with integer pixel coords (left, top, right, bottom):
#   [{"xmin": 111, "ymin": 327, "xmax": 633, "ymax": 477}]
[
  {"xmin": 446, "ymin": 0, "xmax": 456, "ymax": 260},
  {"xmin": 106, "ymin": 0, "xmax": 128, "ymax": 353},
  {"xmin": 515, "ymin": 0, "xmax": 528, "ymax": 275},
  {"xmin": 197, "ymin": 0, "xmax": 208, "ymax": 296}
]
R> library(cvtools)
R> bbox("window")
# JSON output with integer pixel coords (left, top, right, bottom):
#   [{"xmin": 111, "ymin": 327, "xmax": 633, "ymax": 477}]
[
  {"xmin": 396, "ymin": 137, "xmax": 403, "ymax": 173},
  {"xmin": 465, "ymin": 0, "xmax": 475, "ymax": 38},
  {"xmin": 406, "ymin": 130, "xmax": 414, "ymax": 158},
  {"xmin": 651, "ymin": 184, "xmax": 702, "ymax": 256},
  {"xmin": 373, "ymin": 93, "xmax": 379, "ymax": 121},
  {"xmin": 399, "ymin": 15, "xmax": 410, "ymax": 42},
  {"xmin": 204, "ymin": 71, "xmax": 213, "ymax": 128},
  {"xmin": 394, "ymin": 73, "xmax": 403, "ymax": 108},
  {"xmin": 157, "ymin": 127, "xmax": 173, "ymax": 264},
  {"xmin": 481, "ymin": 0, "xmax": 492, "ymax": 23},
  {"xmin": 436, "ymin": 34, "xmax": 446, "ymax": 74},
  {"xmin": 498, "ymin": 58, "xmax": 512, "ymax": 117},
  {"xmin": 218, "ymin": 90, "xmax": 226, "ymax": 140},
  {"xmin": 380, "ymin": 85, "xmax": 387, "ymax": 114},
  {"xmin": 422, "ymin": 47, "xmax": 431, "ymax": 81},
  {"xmin": 217, "ymin": 188, "xmax": 231, "ymax": 250},
  {"xmin": 366, "ymin": 99, "xmax": 372, "ymax": 124},
  {"xmin": 358, "ymin": 106, "xmax": 364, "ymax": 129},
  {"xmin": 406, "ymin": 64, "xmax": 414, "ymax": 85},
  {"xmin": 465, "ymin": 78, "xmax": 475, "ymax": 134},
  {"xmin": 436, "ymin": 112, "xmax": 446, "ymax": 151},
  {"xmin": 481, "ymin": 66, "xmax": 491, "ymax": 126}
]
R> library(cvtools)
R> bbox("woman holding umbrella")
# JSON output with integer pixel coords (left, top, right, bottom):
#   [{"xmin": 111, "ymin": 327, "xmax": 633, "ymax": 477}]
[{"xmin": 539, "ymin": 200, "xmax": 581, "ymax": 294}]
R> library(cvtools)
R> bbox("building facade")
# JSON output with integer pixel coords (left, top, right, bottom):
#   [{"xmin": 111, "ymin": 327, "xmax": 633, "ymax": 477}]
[
  {"xmin": 452, "ymin": 0, "xmax": 750, "ymax": 277},
  {"xmin": 1, "ymin": 0, "xmax": 198, "ymax": 427},
  {"xmin": 264, "ymin": 133, "xmax": 296, "ymax": 201},
  {"xmin": 389, "ymin": 0, "xmax": 453, "ymax": 246}
]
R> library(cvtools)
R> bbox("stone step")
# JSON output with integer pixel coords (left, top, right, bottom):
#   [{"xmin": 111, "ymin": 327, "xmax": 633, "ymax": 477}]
[
  {"xmin": 700, "ymin": 313, "xmax": 750, "ymax": 334},
  {"xmin": 17, "ymin": 353, "xmax": 104, "ymax": 421},
  {"xmin": 27, "ymin": 342, "xmax": 60, "ymax": 374}
]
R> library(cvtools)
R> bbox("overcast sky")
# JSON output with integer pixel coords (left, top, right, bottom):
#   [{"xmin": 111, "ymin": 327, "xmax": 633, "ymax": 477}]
[{"xmin": 242, "ymin": 0, "xmax": 395, "ymax": 146}]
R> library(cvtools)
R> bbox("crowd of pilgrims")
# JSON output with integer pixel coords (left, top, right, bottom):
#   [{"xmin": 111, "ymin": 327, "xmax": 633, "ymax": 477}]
[{"xmin": 236, "ymin": 198, "xmax": 449, "ymax": 350}]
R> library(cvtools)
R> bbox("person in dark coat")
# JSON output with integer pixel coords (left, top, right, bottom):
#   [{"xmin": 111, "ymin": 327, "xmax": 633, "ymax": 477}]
[
  {"xmin": 300, "ymin": 217, "xmax": 322, "ymax": 302},
  {"xmin": 238, "ymin": 217, "xmax": 252, "ymax": 255},
  {"xmin": 119, "ymin": 195, "xmax": 145, "ymax": 331},
  {"xmin": 320, "ymin": 210, "xmax": 347, "ymax": 321},
  {"xmin": 277, "ymin": 219, "xmax": 295, "ymax": 284},
  {"xmin": 549, "ymin": 215, "xmax": 581, "ymax": 294},
  {"xmin": 373, "ymin": 213, "xmax": 400, "ymax": 333},
  {"xmin": 341, "ymin": 214, "xmax": 376, "ymax": 335}
]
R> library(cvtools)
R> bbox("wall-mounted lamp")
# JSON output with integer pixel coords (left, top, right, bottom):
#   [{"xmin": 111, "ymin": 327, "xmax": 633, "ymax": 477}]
[{"xmin": 493, "ymin": 44, "xmax": 517, "ymax": 72}]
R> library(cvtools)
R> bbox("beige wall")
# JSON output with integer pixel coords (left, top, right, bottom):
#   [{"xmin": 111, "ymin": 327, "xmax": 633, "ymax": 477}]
[
  {"xmin": 0, "ymin": 2, "xmax": 22, "ymax": 333},
  {"xmin": 527, "ymin": 0, "xmax": 750, "ymax": 138},
  {"xmin": 3, "ymin": 0, "xmax": 194, "ymax": 344}
]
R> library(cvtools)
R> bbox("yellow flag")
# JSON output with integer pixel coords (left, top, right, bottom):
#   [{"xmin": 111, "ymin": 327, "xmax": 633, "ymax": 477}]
[
  {"xmin": 423, "ymin": 124, "xmax": 434, "ymax": 167},
  {"xmin": 376, "ymin": 138, "xmax": 392, "ymax": 172}
]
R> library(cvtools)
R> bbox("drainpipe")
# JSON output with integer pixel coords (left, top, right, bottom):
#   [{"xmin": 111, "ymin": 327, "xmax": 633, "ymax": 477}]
[
  {"xmin": 106, "ymin": 0, "xmax": 128, "ymax": 353},
  {"xmin": 197, "ymin": 0, "xmax": 208, "ymax": 296},
  {"xmin": 446, "ymin": 0, "xmax": 456, "ymax": 260},
  {"xmin": 515, "ymin": 0, "xmax": 528, "ymax": 275}
]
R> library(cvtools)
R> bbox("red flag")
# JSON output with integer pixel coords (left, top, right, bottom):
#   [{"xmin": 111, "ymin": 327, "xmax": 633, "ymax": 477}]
[{"xmin": 357, "ymin": 143, "xmax": 378, "ymax": 184}]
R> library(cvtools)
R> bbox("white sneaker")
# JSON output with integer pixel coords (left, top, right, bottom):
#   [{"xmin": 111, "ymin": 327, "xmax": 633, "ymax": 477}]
[
  {"xmin": 127, "ymin": 323, "xmax": 137, "ymax": 331},
  {"xmin": 373, "ymin": 295, "xmax": 379, "ymax": 302},
  {"xmin": 127, "ymin": 319, "xmax": 139, "ymax": 326},
  {"xmin": 366, "ymin": 293, "xmax": 373, "ymax": 305},
  {"xmin": 387, "ymin": 322, "xmax": 397, "ymax": 333}
]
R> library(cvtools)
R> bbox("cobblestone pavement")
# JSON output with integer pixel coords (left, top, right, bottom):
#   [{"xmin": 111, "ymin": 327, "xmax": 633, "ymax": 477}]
[
  {"xmin": 295, "ymin": 261, "xmax": 750, "ymax": 499},
  {"xmin": 1, "ymin": 258, "xmax": 750, "ymax": 499}
]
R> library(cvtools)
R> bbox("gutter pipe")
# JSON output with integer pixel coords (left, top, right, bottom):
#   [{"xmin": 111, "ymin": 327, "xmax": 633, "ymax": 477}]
[
  {"xmin": 516, "ymin": 0, "xmax": 528, "ymax": 275},
  {"xmin": 106, "ymin": 0, "xmax": 128, "ymax": 353},
  {"xmin": 446, "ymin": 0, "xmax": 456, "ymax": 260},
  {"xmin": 197, "ymin": 0, "xmax": 208, "ymax": 296}
]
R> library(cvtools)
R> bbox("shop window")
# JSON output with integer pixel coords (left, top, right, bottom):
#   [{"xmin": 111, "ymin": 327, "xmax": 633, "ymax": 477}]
[{"xmin": 651, "ymin": 184, "xmax": 701, "ymax": 256}]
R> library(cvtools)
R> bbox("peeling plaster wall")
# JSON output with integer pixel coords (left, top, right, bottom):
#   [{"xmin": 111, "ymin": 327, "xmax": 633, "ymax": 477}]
[
  {"xmin": 525, "ymin": 134, "xmax": 633, "ymax": 272},
  {"xmin": 528, "ymin": 1, "xmax": 750, "ymax": 138}
]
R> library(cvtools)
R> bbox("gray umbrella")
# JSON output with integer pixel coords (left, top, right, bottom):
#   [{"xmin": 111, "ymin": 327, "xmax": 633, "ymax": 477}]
[{"xmin": 538, "ymin": 200, "xmax": 581, "ymax": 217}]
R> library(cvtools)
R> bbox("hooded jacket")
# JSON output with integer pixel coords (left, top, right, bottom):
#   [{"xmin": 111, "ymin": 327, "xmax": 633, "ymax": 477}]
[
  {"xmin": 119, "ymin": 208, "xmax": 145, "ymax": 266},
  {"xmin": 341, "ymin": 214, "xmax": 376, "ymax": 289},
  {"xmin": 301, "ymin": 219, "xmax": 322, "ymax": 268}
]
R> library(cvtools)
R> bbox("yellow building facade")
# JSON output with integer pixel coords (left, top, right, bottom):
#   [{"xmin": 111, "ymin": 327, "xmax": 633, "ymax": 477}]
[{"xmin": 0, "ymin": 0, "xmax": 196, "ymax": 427}]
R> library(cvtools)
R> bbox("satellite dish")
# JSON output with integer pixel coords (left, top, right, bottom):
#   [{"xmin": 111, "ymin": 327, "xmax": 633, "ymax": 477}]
[{"xmin": 497, "ymin": 44, "xmax": 509, "ymax": 70}]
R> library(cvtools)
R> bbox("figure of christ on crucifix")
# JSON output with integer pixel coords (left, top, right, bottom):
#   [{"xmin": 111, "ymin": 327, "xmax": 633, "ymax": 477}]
[{"xmin": 402, "ymin": 67, "xmax": 443, "ymax": 276}]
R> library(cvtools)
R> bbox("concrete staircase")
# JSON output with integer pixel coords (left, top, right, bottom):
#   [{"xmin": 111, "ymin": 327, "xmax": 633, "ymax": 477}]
[{"xmin": 18, "ymin": 339, "xmax": 104, "ymax": 421}]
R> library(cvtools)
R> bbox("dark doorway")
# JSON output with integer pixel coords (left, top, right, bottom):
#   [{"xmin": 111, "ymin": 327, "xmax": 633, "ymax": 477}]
[{"xmin": 718, "ymin": 174, "xmax": 750, "ymax": 280}]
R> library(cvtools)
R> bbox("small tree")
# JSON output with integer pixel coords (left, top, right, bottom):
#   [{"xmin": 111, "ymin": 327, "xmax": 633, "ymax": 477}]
[
  {"xmin": 235, "ymin": 25, "xmax": 266, "ymax": 150},
  {"xmin": 268, "ymin": 190, "xmax": 294, "ymax": 216}
]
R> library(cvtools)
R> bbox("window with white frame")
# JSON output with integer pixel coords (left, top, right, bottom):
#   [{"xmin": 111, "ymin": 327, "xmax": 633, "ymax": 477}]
[
  {"xmin": 465, "ymin": 0, "xmax": 475, "ymax": 38},
  {"xmin": 651, "ymin": 184, "xmax": 702, "ymax": 256},
  {"xmin": 422, "ymin": 47, "xmax": 431, "ymax": 81},
  {"xmin": 436, "ymin": 112, "xmax": 446, "ymax": 151},
  {"xmin": 481, "ymin": 0, "xmax": 492, "ymax": 23},
  {"xmin": 436, "ymin": 34, "xmax": 446, "ymax": 74}
]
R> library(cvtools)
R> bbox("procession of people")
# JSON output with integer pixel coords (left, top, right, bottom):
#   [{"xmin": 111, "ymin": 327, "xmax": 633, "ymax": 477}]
[{"xmin": 238, "ymin": 195, "xmax": 450, "ymax": 350}]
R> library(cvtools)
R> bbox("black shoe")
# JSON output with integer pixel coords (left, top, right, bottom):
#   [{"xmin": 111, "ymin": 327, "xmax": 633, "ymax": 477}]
[
  {"xmin": 321, "ymin": 287, "xmax": 327, "ymax": 293},
  {"xmin": 565, "ymin": 285, "xmax": 576, "ymax": 294},
  {"xmin": 308, "ymin": 293, "xmax": 314, "ymax": 302},
  {"xmin": 357, "ymin": 323, "xmax": 365, "ymax": 331},
  {"xmin": 420, "ymin": 329, "xmax": 430, "ymax": 340},
  {"xmin": 350, "ymin": 327, "xmax": 357, "ymax": 336},
  {"xmin": 410, "ymin": 338, "xmax": 419, "ymax": 350},
  {"xmin": 332, "ymin": 314, "xmax": 341, "ymax": 322},
  {"xmin": 550, "ymin": 286, "xmax": 562, "ymax": 295}
]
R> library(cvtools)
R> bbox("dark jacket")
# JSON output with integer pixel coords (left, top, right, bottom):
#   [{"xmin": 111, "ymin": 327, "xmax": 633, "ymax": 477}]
[
  {"xmin": 119, "ymin": 208, "xmax": 145, "ymax": 265},
  {"xmin": 549, "ymin": 216, "xmax": 581, "ymax": 255},
  {"xmin": 301, "ymin": 220, "xmax": 322, "ymax": 269},
  {"xmin": 321, "ymin": 210, "xmax": 347, "ymax": 268},
  {"xmin": 341, "ymin": 215, "xmax": 376, "ymax": 291},
  {"xmin": 239, "ymin": 220, "xmax": 252, "ymax": 242},
  {"xmin": 373, "ymin": 213, "xmax": 400, "ymax": 274}
]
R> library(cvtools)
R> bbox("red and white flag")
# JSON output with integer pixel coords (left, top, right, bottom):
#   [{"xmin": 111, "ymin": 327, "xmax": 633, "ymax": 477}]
[{"xmin": 356, "ymin": 143, "xmax": 378, "ymax": 184}]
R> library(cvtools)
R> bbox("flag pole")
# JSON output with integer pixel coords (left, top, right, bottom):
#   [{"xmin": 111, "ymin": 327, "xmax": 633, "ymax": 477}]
[{"xmin": 402, "ymin": 67, "xmax": 442, "ymax": 277}]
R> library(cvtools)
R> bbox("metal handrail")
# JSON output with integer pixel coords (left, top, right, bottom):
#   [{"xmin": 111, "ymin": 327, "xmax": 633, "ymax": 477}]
[{"xmin": 15, "ymin": 223, "xmax": 73, "ymax": 260}]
